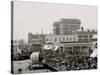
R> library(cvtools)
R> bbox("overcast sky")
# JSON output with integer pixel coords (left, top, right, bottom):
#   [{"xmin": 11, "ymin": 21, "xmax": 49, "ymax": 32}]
[{"xmin": 13, "ymin": 1, "xmax": 97, "ymax": 41}]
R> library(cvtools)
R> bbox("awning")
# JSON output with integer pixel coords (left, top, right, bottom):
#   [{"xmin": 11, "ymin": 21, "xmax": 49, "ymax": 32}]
[{"xmin": 90, "ymin": 48, "xmax": 97, "ymax": 57}]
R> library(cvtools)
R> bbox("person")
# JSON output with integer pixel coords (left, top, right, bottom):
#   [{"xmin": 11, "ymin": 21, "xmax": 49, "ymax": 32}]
[
  {"xmin": 28, "ymin": 61, "xmax": 32, "ymax": 70},
  {"xmin": 59, "ymin": 61, "xmax": 66, "ymax": 71},
  {"xmin": 42, "ymin": 59, "xmax": 46, "ymax": 64}
]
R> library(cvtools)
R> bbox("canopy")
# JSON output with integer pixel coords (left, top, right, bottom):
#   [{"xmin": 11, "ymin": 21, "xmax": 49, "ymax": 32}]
[
  {"xmin": 54, "ymin": 46, "xmax": 59, "ymax": 51},
  {"xmin": 43, "ymin": 45, "xmax": 53, "ymax": 50},
  {"xmin": 43, "ymin": 44, "xmax": 59, "ymax": 51},
  {"xmin": 90, "ymin": 48, "xmax": 97, "ymax": 58}
]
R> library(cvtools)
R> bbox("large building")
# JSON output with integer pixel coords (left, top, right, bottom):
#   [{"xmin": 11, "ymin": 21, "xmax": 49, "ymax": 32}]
[
  {"xmin": 28, "ymin": 32, "xmax": 46, "ymax": 45},
  {"xmin": 46, "ymin": 30, "xmax": 97, "ymax": 45},
  {"xmin": 28, "ymin": 18, "xmax": 97, "ymax": 55},
  {"xmin": 45, "ymin": 30, "xmax": 97, "ymax": 55},
  {"xmin": 53, "ymin": 18, "xmax": 81, "ymax": 35},
  {"xmin": 46, "ymin": 18, "xmax": 97, "ymax": 55},
  {"xmin": 28, "ymin": 32, "xmax": 46, "ymax": 52}
]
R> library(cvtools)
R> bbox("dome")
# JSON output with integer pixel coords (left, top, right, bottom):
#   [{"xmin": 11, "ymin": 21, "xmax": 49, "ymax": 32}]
[{"xmin": 30, "ymin": 52, "xmax": 40, "ymax": 63}]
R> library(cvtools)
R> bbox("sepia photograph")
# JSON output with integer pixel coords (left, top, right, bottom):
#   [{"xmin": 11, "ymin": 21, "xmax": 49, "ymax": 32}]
[{"xmin": 11, "ymin": 1, "xmax": 97, "ymax": 74}]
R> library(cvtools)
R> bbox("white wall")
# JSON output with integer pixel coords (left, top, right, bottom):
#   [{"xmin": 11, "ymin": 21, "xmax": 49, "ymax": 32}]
[{"xmin": 45, "ymin": 34, "xmax": 78, "ymax": 45}]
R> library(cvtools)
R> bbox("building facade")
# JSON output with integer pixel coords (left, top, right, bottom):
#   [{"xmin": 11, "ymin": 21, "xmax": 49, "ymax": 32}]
[
  {"xmin": 28, "ymin": 32, "xmax": 46, "ymax": 52},
  {"xmin": 45, "ymin": 31, "xmax": 97, "ymax": 45},
  {"xmin": 46, "ymin": 18, "xmax": 97, "ymax": 55},
  {"xmin": 45, "ymin": 34, "xmax": 78, "ymax": 45},
  {"xmin": 45, "ymin": 31, "xmax": 97, "ymax": 56},
  {"xmin": 28, "ymin": 32, "xmax": 46, "ymax": 45},
  {"xmin": 28, "ymin": 18, "xmax": 97, "ymax": 56},
  {"xmin": 53, "ymin": 18, "xmax": 81, "ymax": 35}
]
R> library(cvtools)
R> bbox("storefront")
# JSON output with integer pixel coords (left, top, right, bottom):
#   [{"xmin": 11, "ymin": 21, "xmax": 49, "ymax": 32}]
[{"xmin": 58, "ymin": 42, "xmax": 94, "ymax": 56}]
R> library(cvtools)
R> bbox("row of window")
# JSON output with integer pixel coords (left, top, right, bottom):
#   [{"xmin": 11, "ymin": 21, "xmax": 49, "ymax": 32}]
[
  {"xmin": 78, "ymin": 39, "xmax": 88, "ymax": 42},
  {"xmin": 46, "ymin": 35, "xmax": 93, "ymax": 42},
  {"xmin": 78, "ymin": 35, "xmax": 93, "ymax": 38},
  {"xmin": 46, "ymin": 37, "xmax": 76, "ymax": 42},
  {"xmin": 54, "ymin": 37, "xmax": 76, "ymax": 42}
]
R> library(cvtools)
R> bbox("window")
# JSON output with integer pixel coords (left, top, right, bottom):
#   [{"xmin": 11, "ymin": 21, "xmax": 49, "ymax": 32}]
[
  {"xmin": 78, "ymin": 39, "xmax": 82, "ymax": 42},
  {"xmin": 74, "ymin": 37, "xmax": 76, "ymax": 41},
  {"xmin": 83, "ymin": 35, "xmax": 88, "ymax": 38},
  {"xmin": 63, "ymin": 37, "xmax": 65, "ymax": 41},
  {"xmin": 55, "ymin": 38, "xmax": 57, "ymax": 41},
  {"xmin": 70, "ymin": 38, "xmax": 72, "ymax": 41},
  {"xmin": 90, "ymin": 35, "xmax": 93, "ymax": 38},
  {"xmin": 78, "ymin": 35, "xmax": 82, "ymax": 38},
  {"xmin": 59, "ymin": 37, "xmax": 61, "ymax": 41},
  {"xmin": 66, "ymin": 37, "xmax": 68, "ymax": 41},
  {"xmin": 83, "ymin": 39, "xmax": 88, "ymax": 42}
]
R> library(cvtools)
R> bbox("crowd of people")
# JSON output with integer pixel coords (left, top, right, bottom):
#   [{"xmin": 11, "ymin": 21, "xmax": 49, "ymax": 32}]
[
  {"xmin": 45, "ymin": 51, "xmax": 97, "ymax": 71},
  {"xmin": 13, "ymin": 43, "xmax": 97, "ymax": 71}
]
